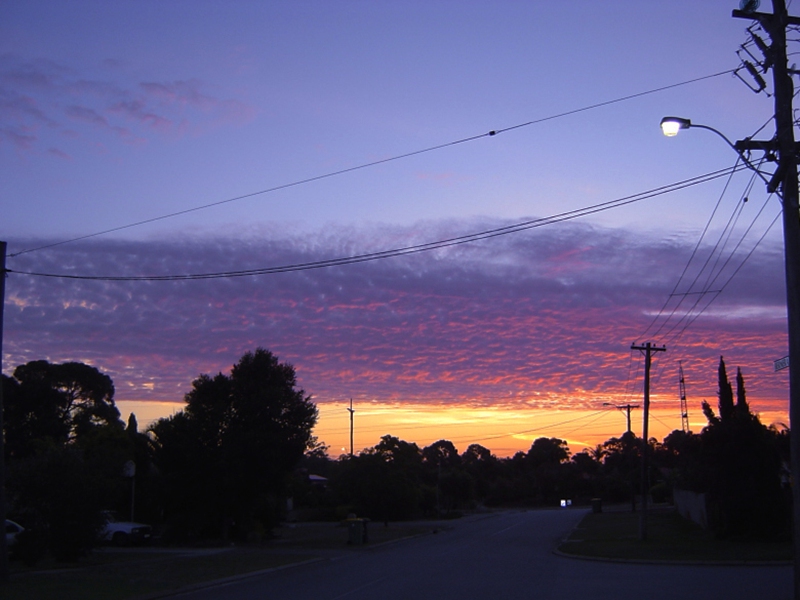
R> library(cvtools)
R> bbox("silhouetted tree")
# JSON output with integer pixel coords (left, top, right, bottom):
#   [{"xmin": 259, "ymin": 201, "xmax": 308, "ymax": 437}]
[
  {"xmin": 333, "ymin": 437, "xmax": 423, "ymax": 522},
  {"xmin": 600, "ymin": 431, "xmax": 641, "ymax": 508},
  {"xmin": 420, "ymin": 440, "xmax": 474, "ymax": 513},
  {"xmin": 461, "ymin": 444, "xmax": 503, "ymax": 505},
  {"xmin": 526, "ymin": 437, "xmax": 569, "ymax": 467},
  {"xmin": 696, "ymin": 357, "xmax": 786, "ymax": 539},
  {"xmin": 8, "ymin": 447, "xmax": 105, "ymax": 561},
  {"xmin": 3, "ymin": 360, "xmax": 130, "ymax": 562},
  {"xmin": 422, "ymin": 439, "xmax": 461, "ymax": 468},
  {"xmin": 3, "ymin": 360, "xmax": 122, "ymax": 458},
  {"xmin": 149, "ymin": 348, "xmax": 318, "ymax": 541}
]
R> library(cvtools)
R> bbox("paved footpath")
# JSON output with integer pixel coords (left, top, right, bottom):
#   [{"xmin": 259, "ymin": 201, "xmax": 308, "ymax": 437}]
[{"xmin": 164, "ymin": 509, "xmax": 793, "ymax": 600}]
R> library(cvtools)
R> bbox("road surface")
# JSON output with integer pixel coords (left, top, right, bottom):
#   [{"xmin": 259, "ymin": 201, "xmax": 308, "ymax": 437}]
[{"xmin": 170, "ymin": 509, "xmax": 792, "ymax": 600}]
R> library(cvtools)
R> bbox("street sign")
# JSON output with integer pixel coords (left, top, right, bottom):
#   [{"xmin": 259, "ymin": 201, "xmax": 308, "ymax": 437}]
[{"xmin": 774, "ymin": 356, "xmax": 790, "ymax": 372}]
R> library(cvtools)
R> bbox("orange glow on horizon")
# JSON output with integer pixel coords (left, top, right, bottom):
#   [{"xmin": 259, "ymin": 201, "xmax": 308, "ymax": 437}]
[{"xmin": 118, "ymin": 396, "xmax": 789, "ymax": 459}]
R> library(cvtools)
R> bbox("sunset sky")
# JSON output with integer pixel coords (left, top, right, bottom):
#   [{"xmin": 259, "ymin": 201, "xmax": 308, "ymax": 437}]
[{"xmin": 0, "ymin": 1, "xmax": 792, "ymax": 457}]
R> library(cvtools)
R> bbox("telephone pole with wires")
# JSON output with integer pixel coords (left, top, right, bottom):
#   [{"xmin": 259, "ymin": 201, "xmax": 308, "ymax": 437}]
[
  {"xmin": 631, "ymin": 341, "xmax": 665, "ymax": 541},
  {"xmin": 0, "ymin": 241, "xmax": 8, "ymax": 584},
  {"xmin": 347, "ymin": 398, "xmax": 355, "ymax": 457},
  {"xmin": 602, "ymin": 402, "xmax": 639, "ymax": 435},
  {"xmin": 731, "ymin": 2, "xmax": 800, "ymax": 596}
]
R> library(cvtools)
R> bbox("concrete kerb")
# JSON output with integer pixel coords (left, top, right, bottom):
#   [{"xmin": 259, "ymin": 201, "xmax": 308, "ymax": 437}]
[{"xmin": 133, "ymin": 556, "xmax": 326, "ymax": 600}]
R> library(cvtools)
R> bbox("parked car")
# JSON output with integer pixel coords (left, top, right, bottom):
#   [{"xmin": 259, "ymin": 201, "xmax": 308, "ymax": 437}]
[
  {"xmin": 100, "ymin": 511, "xmax": 152, "ymax": 546},
  {"xmin": 5, "ymin": 519, "xmax": 24, "ymax": 548}
]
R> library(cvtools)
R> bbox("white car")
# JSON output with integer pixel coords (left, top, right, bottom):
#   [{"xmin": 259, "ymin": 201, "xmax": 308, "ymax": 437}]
[{"xmin": 100, "ymin": 511, "xmax": 152, "ymax": 546}]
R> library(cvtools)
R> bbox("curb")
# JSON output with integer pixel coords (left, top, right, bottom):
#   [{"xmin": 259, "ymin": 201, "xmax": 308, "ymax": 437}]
[
  {"xmin": 552, "ymin": 546, "xmax": 792, "ymax": 567},
  {"xmin": 134, "ymin": 556, "xmax": 327, "ymax": 600}
]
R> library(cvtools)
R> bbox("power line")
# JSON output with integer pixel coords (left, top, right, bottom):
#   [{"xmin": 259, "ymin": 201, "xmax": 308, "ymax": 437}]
[
  {"xmin": 638, "ymin": 157, "xmax": 747, "ymax": 340},
  {"xmin": 9, "ymin": 69, "xmax": 736, "ymax": 259},
  {"xmin": 9, "ymin": 165, "xmax": 748, "ymax": 282},
  {"xmin": 648, "ymin": 207, "xmax": 781, "ymax": 391},
  {"xmin": 454, "ymin": 409, "xmax": 611, "ymax": 445}
]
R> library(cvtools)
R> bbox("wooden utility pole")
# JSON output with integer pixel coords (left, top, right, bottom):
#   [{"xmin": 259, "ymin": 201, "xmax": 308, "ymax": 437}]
[
  {"xmin": 631, "ymin": 342, "xmax": 665, "ymax": 541},
  {"xmin": 732, "ymin": 2, "xmax": 800, "ymax": 596},
  {"xmin": 0, "ymin": 241, "xmax": 8, "ymax": 584},
  {"xmin": 603, "ymin": 403, "xmax": 639, "ymax": 434},
  {"xmin": 347, "ymin": 398, "xmax": 355, "ymax": 457}
]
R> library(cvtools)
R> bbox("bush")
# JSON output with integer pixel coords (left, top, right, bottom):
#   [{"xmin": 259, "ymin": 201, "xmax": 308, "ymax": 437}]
[
  {"xmin": 10, "ymin": 528, "xmax": 48, "ymax": 567},
  {"xmin": 650, "ymin": 482, "xmax": 670, "ymax": 504}
]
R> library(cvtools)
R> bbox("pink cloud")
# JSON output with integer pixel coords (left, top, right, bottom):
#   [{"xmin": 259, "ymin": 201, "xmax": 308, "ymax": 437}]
[{"xmin": 4, "ymin": 220, "xmax": 788, "ymax": 426}]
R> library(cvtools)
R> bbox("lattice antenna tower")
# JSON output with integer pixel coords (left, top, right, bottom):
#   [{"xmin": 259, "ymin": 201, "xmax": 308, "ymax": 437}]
[{"xmin": 679, "ymin": 362, "xmax": 690, "ymax": 433}]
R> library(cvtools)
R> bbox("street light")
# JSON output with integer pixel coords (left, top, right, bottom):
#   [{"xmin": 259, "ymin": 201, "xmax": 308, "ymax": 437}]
[
  {"xmin": 659, "ymin": 116, "xmax": 690, "ymax": 137},
  {"xmin": 660, "ymin": 116, "xmax": 775, "ymax": 190},
  {"xmin": 661, "ymin": 114, "xmax": 800, "ymax": 583},
  {"xmin": 660, "ymin": 116, "xmax": 743, "ymax": 154}
]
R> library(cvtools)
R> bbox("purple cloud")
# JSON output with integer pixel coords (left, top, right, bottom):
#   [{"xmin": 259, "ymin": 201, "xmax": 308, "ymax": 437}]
[
  {"xmin": 0, "ymin": 54, "xmax": 255, "ymax": 154},
  {"xmin": 47, "ymin": 147, "xmax": 71, "ymax": 160},
  {"xmin": 108, "ymin": 99, "xmax": 173, "ymax": 132},
  {"xmin": 4, "ymin": 220, "xmax": 789, "ymax": 420},
  {"xmin": 65, "ymin": 105, "xmax": 110, "ymax": 127}
]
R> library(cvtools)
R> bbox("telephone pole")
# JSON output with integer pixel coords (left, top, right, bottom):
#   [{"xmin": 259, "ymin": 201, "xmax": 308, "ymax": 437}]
[
  {"xmin": 347, "ymin": 398, "xmax": 355, "ymax": 457},
  {"xmin": 603, "ymin": 402, "xmax": 639, "ymax": 434},
  {"xmin": 631, "ymin": 342, "xmax": 665, "ymax": 541},
  {"xmin": 0, "ymin": 241, "xmax": 8, "ymax": 584},
  {"xmin": 732, "ymin": 3, "xmax": 800, "ymax": 596}
]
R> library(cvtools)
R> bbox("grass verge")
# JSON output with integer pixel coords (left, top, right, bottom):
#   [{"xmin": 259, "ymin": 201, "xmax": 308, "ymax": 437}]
[
  {"xmin": 557, "ymin": 507, "xmax": 792, "ymax": 563},
  {"xmin": 2, "ymin": 521, "xmax": 434, "ymax": 600}
]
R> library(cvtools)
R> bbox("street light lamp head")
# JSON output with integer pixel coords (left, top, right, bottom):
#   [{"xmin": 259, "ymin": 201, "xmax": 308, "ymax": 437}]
[{"xmin": 660, "ymin": 116, "xmax": 692, "ymax": 137}]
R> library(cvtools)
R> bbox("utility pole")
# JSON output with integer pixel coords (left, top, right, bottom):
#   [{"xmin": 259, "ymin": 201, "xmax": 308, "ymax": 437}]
[
  {"xmin": 0, "ymin": 241, "xmax": 8, "ymax": 584},
  {"xmin": 603, "ymin": 402, "xmax": 639, "ymax": 434},
  {"xmin": 732, "ymin": 3, "xmax": 800, "ymax": 596},
  {"xmin": 347, "ymin": 398, "xmax": 355, "ymax": 457},
  {"xmin": 631, "ymin": 342, "xmax": 665, "ymax": 541}
]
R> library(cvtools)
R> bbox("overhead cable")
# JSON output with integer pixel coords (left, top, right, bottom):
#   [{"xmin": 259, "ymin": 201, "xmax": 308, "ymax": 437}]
[
  {"xmin": 9, "ymin": 165, "xmax": 748, "ymax": 282},
  {"xmin": 9, "ymin": 69, "xmax": 736, "ymax": 258}
]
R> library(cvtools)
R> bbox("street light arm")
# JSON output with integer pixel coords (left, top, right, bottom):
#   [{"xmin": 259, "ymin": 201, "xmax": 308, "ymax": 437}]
[
  {"xmin": 660, "ymin": 116, "xmax": 772, "ymax": 190},
  {"xmin": 686, "ymin": 123, "xmax": 740, "ymax": 154},
  {"xmin": 661, "ymin": 116, "xmax": 742, "ymax": 153}
]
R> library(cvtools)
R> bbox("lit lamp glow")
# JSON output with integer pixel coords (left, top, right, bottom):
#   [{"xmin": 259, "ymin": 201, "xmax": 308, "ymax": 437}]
[{"xmin": 660, "ymin": 116, "xmax": 691, "ymax": 137}]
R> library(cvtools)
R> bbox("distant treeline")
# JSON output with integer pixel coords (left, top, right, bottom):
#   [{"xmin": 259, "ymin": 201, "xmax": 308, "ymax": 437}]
[
  {"xmin": 296, "ymin": 356, "xmax": 789, "ymax": 542},
  {"xmin": 1, "ymin": 351, "xmax": 789, "ymax": 565}
]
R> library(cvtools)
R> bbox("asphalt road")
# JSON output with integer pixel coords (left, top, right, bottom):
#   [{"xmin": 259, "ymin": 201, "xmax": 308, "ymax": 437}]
[{"xmin": 169, "ymin": 509, "xmax": 793, "ymax": 600}]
